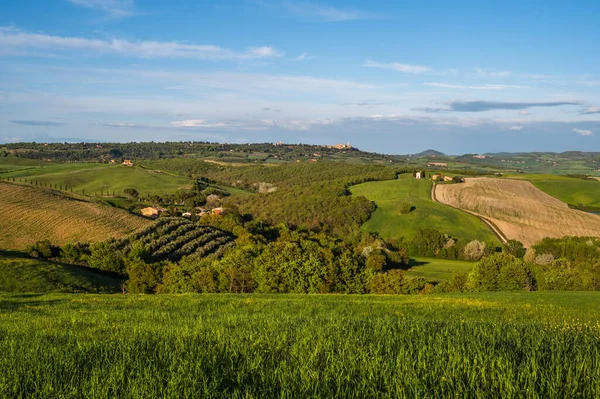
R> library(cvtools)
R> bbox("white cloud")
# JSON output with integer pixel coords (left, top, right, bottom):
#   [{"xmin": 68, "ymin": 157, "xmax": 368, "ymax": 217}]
[
  {"xmin": 0, "ymin": 27, "xmax": 283, "ymax": 60},
  {"xmin": 67, "ymin": 0, "xmax": 135, "ymax": 17},
  {"xmin": 582, "ymin": 107, "xmax": 600, "ymax": 114},
  {"xmin": 283, "ymin": 1, "xmax": 378, "ymax": 22},
  {"xmin": 424, "ymin": 82, "xmax": 528, "ymax": 90},
  {"xmin": 104, "ymin": 122, "xmax": 140, "ymax": 127},
  {"xmin": 509, "ymin": 125, "xmax": 524, "ymax": 131},
  {"xmin": 476, "ymin": 68, "xmax": 512, "ymax": 78},
  {"xmin": 573, "ymin": 128, "xmax": 593, "ymax": 136},
  {"xmin": 364, "ymin": 60, "xmax": 431, "ymax": 74},
  {"xmin": 519, "ymin": 111, "xmax": 530, "ymax": 115},
  {"xmin": 171, "ymin": 120, "xmax": 227, "ymax": 128}
]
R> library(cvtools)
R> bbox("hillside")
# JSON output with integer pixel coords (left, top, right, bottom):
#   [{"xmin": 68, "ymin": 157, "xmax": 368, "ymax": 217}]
[
  {"xmin": 435, "ymin": 177, "xmax": 600, "ymax": 246},
  {"xmin": 350, "ymin": 176, "xmax": 499, "ymax": 244},
  {"xmin": 509, "ymin": 174, "xmax": 600, "ymax": 209},
  {"xmin": 2, "ymin": 163, "xmax": 192, "ymax": 197},
  {"xmin": 0, "ymin": 181, "xmax": 150, "ymax": 249},
  {"xmin": 0, "ymin": 254, "xmax": 120, "ymax": 293}
]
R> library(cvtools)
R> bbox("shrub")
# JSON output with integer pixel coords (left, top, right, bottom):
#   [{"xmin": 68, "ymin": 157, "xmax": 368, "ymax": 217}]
[
  {"xmin": 464, "ymin": 240, "xmax": 487, "ymax": 261},
  {"xmin": 398, "ymin": 202, "xmax": 415, "ymax": 215}
]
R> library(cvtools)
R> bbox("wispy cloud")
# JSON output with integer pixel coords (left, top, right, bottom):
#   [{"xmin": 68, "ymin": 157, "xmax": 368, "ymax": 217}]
[
  {"xmin": 582, "ymin": 106, "xmax": 600, "ymax": 114},
  {"xmin": 283, "ymin": 1, "xmax": 379, "ymax": 22},
  {"xmin": 509, "ymin": 125, "xmax": 524, "ymax": 131},
  {"xmin": 416, "ymin": 100, "xmax": 581, "ymax": 113},
  {"xmin": 67, "ymin": 0, "xmax": 136, "ymax": 18},
  {"xmin": 364, "ymin": 60, "xmax": 431, "ymax": 74},
  {"xmin": 476, "ymin": 68, "xmax": 512, "ymax": 78},
  {"xmin": 171, "ymin": 120, "xmax": 228, "ymax": 128},
  {"xmin": 424, "ymin": 82, "xmax": 528, "ymax": 90},
  {"xmin": 0, "ymin": 27, "xmax": 283, "ymax": 60},
  {"xmin": 519, "ymin": 111, "xmax": 530, "ymax": 115},
  {"xmin": 573, "ymin": 128, "xmax": 593, "ymax": 136},
  {"xmin": 10, "ymin": 120, "xmax": 65, "ymax": 126},
  {"xmin": 576, "ymin": 81, "xmax": 600, "ymax": 87},
  {"xmin": 103, "ymin": 122, "xmax": 144, "ymax": 128},
  {"xmin": 295, "ymin": 52, "xmax": 317, "ymax": 61}
]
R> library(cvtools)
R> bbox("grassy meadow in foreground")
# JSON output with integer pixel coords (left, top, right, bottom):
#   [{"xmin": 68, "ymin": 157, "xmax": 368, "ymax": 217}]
[
  {"xmin": 0, "ymin": 293, "xmax": 599, "ymax": 398},
  {"xmin": 350, "ymin": 176, "xmax": 498, "ymax": 244}
]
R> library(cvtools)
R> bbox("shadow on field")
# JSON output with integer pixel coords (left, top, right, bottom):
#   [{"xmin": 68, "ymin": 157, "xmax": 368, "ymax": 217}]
[
  {"xmin": 407, "ymin": 258, "xmax": 430, "ymax": 268},
  {"xmin": 0, "ymin": 250, "xmax": 29, "ymax": 259},
  {"xmin": 0, "ymin": 298, "xmax": 67, "ymax": 311}
]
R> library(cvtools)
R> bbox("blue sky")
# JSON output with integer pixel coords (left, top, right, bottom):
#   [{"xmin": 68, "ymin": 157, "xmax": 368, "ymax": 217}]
[{"xmin": 1, "ymin": 0, "xmax": 599, "ymax": 154}]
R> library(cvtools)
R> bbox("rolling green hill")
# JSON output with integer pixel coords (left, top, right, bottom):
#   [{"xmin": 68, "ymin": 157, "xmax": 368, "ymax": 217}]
[
  {"xmin": 350, "ymin": 175, "xmax": 499, "ymax": 244},
  {"xmin": 2, "ymin": 163, "xmax": 191, "ymax": 197},
  {"xmin": 0, "ymin": 255, "xmax": 120, "ymax": 293},
  {"xmin": 0, "ymin": 181, "xmax": 149, "ymax": 249}
]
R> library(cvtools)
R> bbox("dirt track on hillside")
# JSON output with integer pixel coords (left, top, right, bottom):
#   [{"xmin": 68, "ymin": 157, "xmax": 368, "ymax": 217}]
[{"xmin": 435, "ymin": 177, "xmax": 600, "ymax": 246}]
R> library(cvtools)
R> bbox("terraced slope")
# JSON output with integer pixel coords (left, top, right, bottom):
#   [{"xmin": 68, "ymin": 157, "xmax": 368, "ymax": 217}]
[
  {"xmin": 0, "ymin": 181, "xmax": 150, "ymax": 249},
  {"xmin": 435, "ymin": 177, "xmax": 600, "ymax": 246}
]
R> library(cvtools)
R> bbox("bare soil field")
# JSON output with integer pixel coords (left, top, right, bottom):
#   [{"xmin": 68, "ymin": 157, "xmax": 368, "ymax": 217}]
[
  {"xmin": 0, "ymin": 181, "xmax": 150, "ymax": 249},
  {"xmin": 435, "ymin": 177, "xmax": 600, "ymax": 246}
]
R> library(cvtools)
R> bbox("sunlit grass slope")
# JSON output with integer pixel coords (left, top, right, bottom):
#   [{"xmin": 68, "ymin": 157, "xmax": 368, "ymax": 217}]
[
  {"xmin": 3, "ymin": 164, "xmax": 191, "ymax": 196},
  {"xmin": 405, "ymin": 256, "xmax": 474, "ymax": 282},
  {"xmin": 351, "ymin": 176, "xmax": 498, "ymax": 244},
  {"xmin": 0, "ymin": 292, "xmax": 599, "ymax": 398},
  {"xmin": 0, "ymin": 181, "xmax": 149, "ymax": 249}
]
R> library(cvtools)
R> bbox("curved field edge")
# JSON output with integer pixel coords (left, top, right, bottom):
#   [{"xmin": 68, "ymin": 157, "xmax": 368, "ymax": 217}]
[
  {"xmin": 350, "ymin": 178, "xmax": 499, "ymax": 244},
  {"xmin": 0, "ymin": 181, "xmax": 150, "ymax": 249},
  {"xmin": 0, "ymin": 292, "xmax": 598, "ymax": 398},
  {"xmin": 435, "ymin": 177, "xmax": 600, "ymax": 247},
  {"xmin": 506, "ymin": 174, "xmax": 600, "ymax": 209}
]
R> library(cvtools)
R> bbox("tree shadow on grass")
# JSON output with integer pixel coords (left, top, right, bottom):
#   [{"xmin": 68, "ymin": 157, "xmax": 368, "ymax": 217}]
[{"xmin": 407, "ymin": 258, "xmax": 431, "ymax": 268}]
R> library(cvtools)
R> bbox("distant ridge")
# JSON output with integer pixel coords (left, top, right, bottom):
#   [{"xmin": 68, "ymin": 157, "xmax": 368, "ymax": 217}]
[{"xmin": 412, "ymin": 149, "xmax": 446, "ymax": 157}]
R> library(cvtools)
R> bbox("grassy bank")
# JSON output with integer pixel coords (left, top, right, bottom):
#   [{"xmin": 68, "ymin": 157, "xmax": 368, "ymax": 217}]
[
  {"xmin": 0, "ymin": 293, "xmax": 598, "ymax": 398},
  {"xmin": 350, "ymin": 176, "xmax": 498, "ymax": 244}
]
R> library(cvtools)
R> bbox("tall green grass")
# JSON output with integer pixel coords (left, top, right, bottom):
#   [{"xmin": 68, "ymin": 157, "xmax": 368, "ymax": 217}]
[{"xmin": 0, "ymin": 293, "xmax": 598, "ymax": 398}]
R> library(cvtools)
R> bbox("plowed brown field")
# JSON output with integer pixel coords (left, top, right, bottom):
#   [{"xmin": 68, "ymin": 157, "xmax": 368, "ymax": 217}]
[
  {"xmin": 435, "ymin": 177, "xmax": 600, "ymax": 246},
  {"xmin": 0, "ymin": 181, "xmax": 150, "ymax": 249}
]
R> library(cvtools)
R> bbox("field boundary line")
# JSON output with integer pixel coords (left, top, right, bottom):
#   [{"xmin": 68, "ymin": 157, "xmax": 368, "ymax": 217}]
[{"xmin": 431, "ymin": 181, "xmax": 508, "ymax": 244}]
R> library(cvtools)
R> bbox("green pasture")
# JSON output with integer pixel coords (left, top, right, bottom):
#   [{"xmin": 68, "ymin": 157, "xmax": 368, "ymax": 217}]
[
  {"xmin": 3, "ymin": 164, "xmax": 192, "ymax": 196},
  {"xmin": 0, "ymin": 157, "xmax": 53, "ymax": 172},
  {"xmin": 351, "ymin": 176, "xmax": 499, "ymax": 244},
  {"xmin": 0, "ymin": 292, "xmax": 599, "ymax": 398},
  {"xmin": 406, "ymin": 256, "xmax": 474, "ymax": 282},
  {"xmin": 0, "ymin": 254, "xmax": 120, "ymax": 293},
  {"xmin": 507, "ymin": 173, "xmax": 600, "ymax": 208}
]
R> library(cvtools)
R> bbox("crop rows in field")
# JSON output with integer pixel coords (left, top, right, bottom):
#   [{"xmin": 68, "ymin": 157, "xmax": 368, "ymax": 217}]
[
  {"xmin": 113, "ymin": 217, "xmax": 234, "ymax": 262},
  {"xmin": 435, "ymin": 177, "xmax": 600, "ymax": 246},
  {"xmin": 0, "ymin": 181, "xmax": 150, "ymax": 249}
]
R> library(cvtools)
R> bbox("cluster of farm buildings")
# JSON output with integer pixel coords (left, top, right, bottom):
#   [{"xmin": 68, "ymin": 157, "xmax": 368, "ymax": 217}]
[{"xmin": 140, "ymin": 206, "xmax": 224, "ymax": 219}]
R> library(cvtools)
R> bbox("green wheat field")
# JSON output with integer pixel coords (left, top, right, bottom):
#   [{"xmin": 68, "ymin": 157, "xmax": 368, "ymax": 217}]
[{"xmin": 1, "ymin": 292, "xmax": 599, "ymax": 398}]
